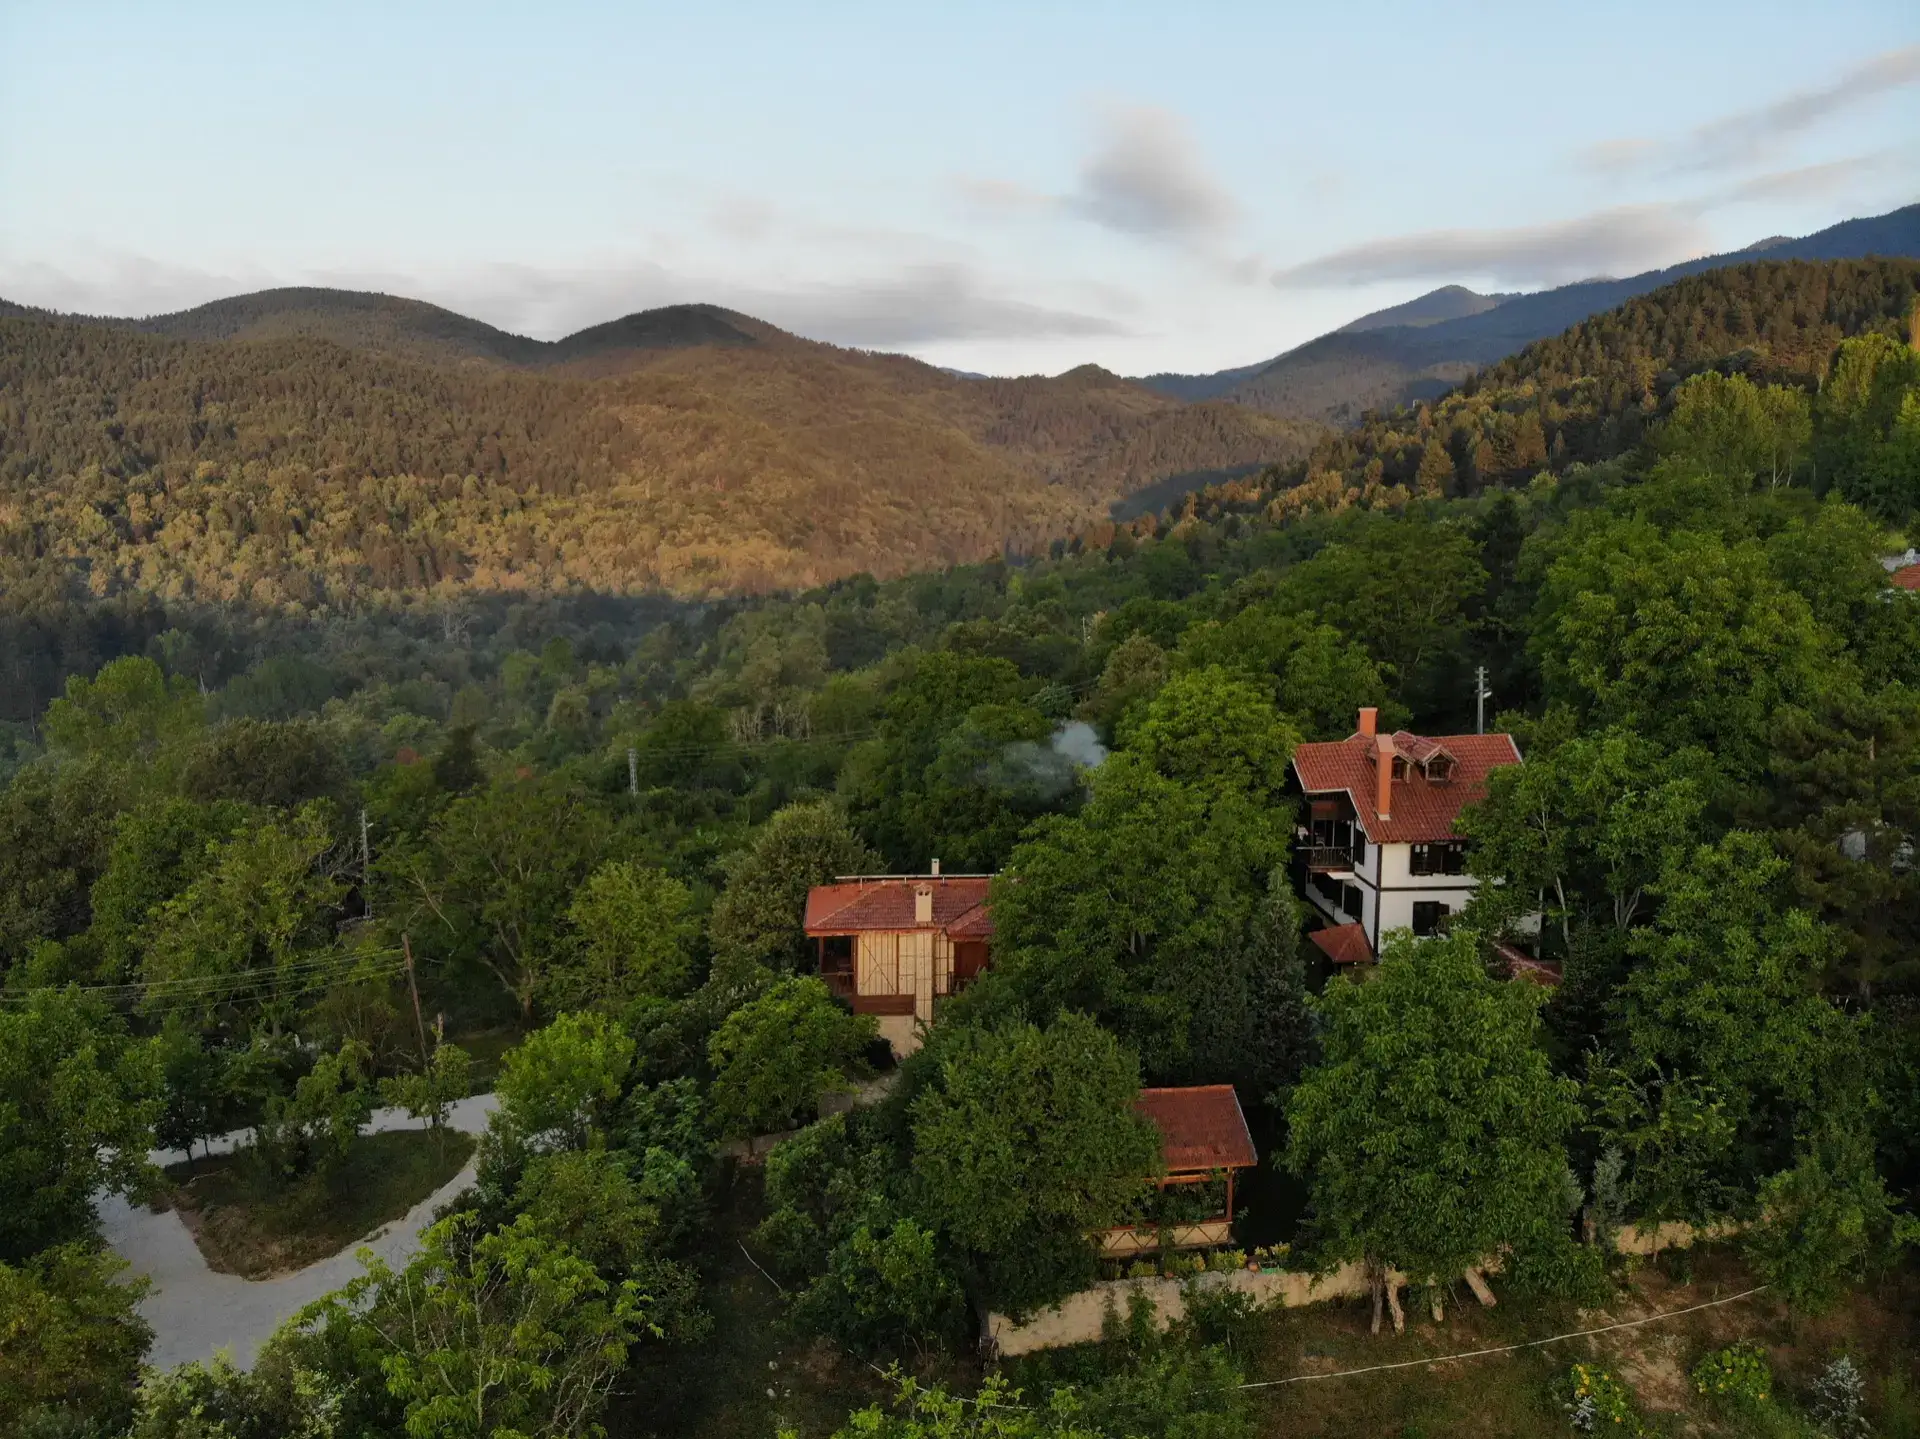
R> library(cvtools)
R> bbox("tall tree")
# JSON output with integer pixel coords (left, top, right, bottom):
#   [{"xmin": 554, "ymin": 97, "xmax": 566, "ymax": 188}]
[
  {"xmin": 1286, "ymin": 931, "xmax": 1581, "ymax": 1329},
  {"xmin": 907, "ymin": 1012, "xmax": 1160, "ymax": 1316}
]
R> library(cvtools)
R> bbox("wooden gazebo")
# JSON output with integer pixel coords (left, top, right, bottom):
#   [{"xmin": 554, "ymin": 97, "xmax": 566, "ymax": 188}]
[{"xmin": 1101, "ymin": 1085, "xmax": 1258, "ymax": 1256}]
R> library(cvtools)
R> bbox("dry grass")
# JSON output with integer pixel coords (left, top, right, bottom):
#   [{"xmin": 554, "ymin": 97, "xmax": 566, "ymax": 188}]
[{"xmin": 161, "ymin": 1127, "xmax": 475, "ymax": 1278}]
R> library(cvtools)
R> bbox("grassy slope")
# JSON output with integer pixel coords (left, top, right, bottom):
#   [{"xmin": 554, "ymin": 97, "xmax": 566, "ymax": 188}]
[{"xmin": 162, "ymin": 1128, "xmax": 475, "ymax": 1278}]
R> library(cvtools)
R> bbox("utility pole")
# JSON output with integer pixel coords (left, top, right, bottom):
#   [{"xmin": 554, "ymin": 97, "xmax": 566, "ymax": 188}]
[
  {"xmin": 1474, "ymin": 666, "xmax": 1492, "ymax": 735},
  {"xmin": 360, "ymin": 807, "xmax": 372, "ymax": 920},
  {"xmin": 402, "ymin": 934, "xmax": 430, "ymax": 1065}
]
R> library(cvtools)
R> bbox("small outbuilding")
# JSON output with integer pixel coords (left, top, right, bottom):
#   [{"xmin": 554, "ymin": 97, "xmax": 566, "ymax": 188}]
[{"xmin": 1102, "ymin": 1085, "xmax": 1258, "ymax": 1256}]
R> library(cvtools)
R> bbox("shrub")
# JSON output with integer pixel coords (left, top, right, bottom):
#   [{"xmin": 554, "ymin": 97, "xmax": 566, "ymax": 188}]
[
  {"xmin": 1562, "ymin": 1363, "xmax": 1644, "ymax": 1435},
  {"xmin": 1810, "ymin": 1355, "xmax": 1870, "ymax": 1439},
  {"xmin": 1692, "ymin": 1341, "xmax": 1772, "ymax": 1409}
]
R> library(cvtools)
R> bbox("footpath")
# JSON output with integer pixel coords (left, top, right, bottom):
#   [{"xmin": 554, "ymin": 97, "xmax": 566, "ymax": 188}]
[{"xmin": 99, "ymin": 1092, "xmax": 499, "ymax": 1371}]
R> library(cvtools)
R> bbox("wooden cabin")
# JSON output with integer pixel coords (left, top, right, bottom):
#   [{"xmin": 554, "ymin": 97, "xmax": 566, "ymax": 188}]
[{"xmin": 803, "ymin": 866, "xmax": 993, "ymax": 1056}]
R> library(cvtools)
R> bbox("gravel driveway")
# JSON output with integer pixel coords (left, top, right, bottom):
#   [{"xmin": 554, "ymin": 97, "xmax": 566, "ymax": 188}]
[{"xmin": 99, "ymin": 1092, "xmax": 499, "ymax": 1371}]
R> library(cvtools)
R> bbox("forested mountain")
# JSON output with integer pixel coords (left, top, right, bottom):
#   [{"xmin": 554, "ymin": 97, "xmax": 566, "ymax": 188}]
[
  {"xmin": 0, "ymin": 305, "xmax": 1317, "ymax": 620},
  {"xmin": 1185, "ymin": 257, "xmax": 1920, "ymax": 521},
  {"xmin": 1138, "ymin": 203, "xmax": 1920, "ymax": 422},
  {"xmin": 6, "ymin": 216, "xmax": 1920, "ymax": 1439}
]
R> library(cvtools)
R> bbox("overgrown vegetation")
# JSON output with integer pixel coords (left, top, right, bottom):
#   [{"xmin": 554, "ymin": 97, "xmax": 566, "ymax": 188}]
[{"xmin": 2, "ymin": 257, "xmax": 1918, "ymax": 1438}]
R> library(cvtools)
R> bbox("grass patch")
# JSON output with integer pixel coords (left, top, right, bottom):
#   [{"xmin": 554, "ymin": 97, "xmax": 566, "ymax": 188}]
[{"xmin": 163, "ymin": 1127, "xmax": 476, "ymax": 1279}]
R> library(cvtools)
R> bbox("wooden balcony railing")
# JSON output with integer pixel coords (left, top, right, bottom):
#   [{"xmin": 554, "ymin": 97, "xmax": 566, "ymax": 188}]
[{"xmin": 1300, "ymin": 844, "xmax": 1361, "ymax": 874}]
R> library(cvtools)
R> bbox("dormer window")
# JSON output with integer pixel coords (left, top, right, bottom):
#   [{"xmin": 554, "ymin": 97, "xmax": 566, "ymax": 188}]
[{"xmin": 1424, "ymin": 753, "xmax": 1456, "ymax": 783}]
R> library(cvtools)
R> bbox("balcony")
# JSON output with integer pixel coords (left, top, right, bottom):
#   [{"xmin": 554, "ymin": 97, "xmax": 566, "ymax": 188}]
[{"xmin": 1300, "ymin": 844, "xmax": 1361, "ymax": 875}]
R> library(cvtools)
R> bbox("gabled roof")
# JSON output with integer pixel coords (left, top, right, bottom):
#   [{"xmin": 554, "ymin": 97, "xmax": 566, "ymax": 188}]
[
  {"xmin": 1891, "ymin": 564, "xmax": 1920, "ymax": 592},
  {"xmin": 1291, "ymin": 729, "xmax": 1521, "ymax": 845},
  {"xmin": 1135, "ymin": 1085, "xmax": 1257, "ymax": 1174},
  {"xmin": 1308, "ymin": 922, "xmax": 1374, "ymax": 966},
  {"xmin": 1493, "ymin": 940, "xmax": 1564, "ymax": 988},
  {"xmin": 803, "ymin": 876, "xmax": 994, "ymax": 936}
]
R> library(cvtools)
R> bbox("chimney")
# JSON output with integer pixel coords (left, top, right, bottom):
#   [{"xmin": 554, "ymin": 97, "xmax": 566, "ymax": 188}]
[
  {"xmin": 915, "ymin": 885, "xmax": 934, "ymax": 925},
  {"xmin": 1374, "ymin": 734, "xmax": 1395, "ymax": 819},
  {"xmin": 930, "ymin": 858, "xmax": 941, "ymax": 876},
  {"xmin": 1358, "ymin": 706, "xmax": 1378, "ymax": 738}
]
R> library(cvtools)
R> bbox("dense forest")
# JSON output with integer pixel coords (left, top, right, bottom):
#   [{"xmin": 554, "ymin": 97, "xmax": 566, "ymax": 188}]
[
  {"xmin": 3, "ymin": 257, "xmax": 1920, "ymax": 1438},
  {"xmin": 0, "ymin": 295, "xmax": 1317, "ymax": 620},
  {"xmin": 1185, "ymin": 258, "xmax": 1920, "ymax": 522}
]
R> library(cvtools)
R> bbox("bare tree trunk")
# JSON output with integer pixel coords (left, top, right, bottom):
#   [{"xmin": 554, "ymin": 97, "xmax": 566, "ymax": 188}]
[
  {"xmin": 1464, "ymin": 1267, "xmax": 1498, "ymax": 1308},
  {"xmin": 1429, "ymin": 1285, "xmax": 1444, "ymax": 1324},
  {"xmin": 1386, "ymin": 1277, "xmax": 1406, "ymax": 1334},
  {"xmin": 1370, "ymin": 1275, "xmax": 1384, "ymax": 1336}
]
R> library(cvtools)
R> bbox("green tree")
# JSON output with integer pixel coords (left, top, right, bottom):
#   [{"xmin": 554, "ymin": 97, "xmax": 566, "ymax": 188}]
[
  {"xmin": 390, "ymin": 772, "xmax": 616, "ymax": 1020},
  {"xmin": 1657, "ymin": 371, "xmax": 1812, "ymax": 488},
  {"xmin": 987, "ymin": 754, "xmax": 1285, "ymax": 1076},
  {"xmin": 1609, "ymin": 832, "xmax": 1850, "ymax": 1197},
  {"xmin": 42, "ymin": 655, "xmax": 203, "ymax": 778},
  {"xmin": 1273, "ymin": 518, "xmax": 1486, "ymax": 708},
  {"xmin": 1177, "ymin": 610, "xmax": 1390, "ymax": 741},
  {"xmin": 86, "ymin": 796, "xmax": 249, "ymax": 984},
  {"xmin": 908, "ymin": 1012, "xmax": 1160, "ymax": 1315},
  {"xmin": 306, "ymin": 1212, "xmax": 652, "ymax": 1439},
  {"xmin": 1119, "ymin": 666, "xmax": 1300, "ymax": 807},
  {"xmin": 0, "ymin": 988, "xmax": 161, "ymax": 1262},
  {"xmin": 1745, "ymin": 1110, "xmax": 1915, "ymax": 1315},
  {"xmin": 706, "ymin": 800, "xmax": 882, "ymax": 977},
  {"xmin": 548, "ymin": 861, "xmax": 698, "ymax": 1012},
  {"xmin": 257, "ymin": 1038, "xmax": 374, "ymax": 1182},
  {"xmin": 0, "ymin": 1244, "xmax": 152, "ymax": 1437},
  {"xmin": 1459, "ymin": 720, "xmax": 1707, "ymax": 950},
  {"xmin": 707, "ymin": 977, "xmax": 874, "ymax": 1139},
  {"xmin": 380, "ymin": 1042, "xmax": 474, "ymax": 1147},
  {"xmin": 178, "ymin": 718, "xmax": 353, "ymax": 813},
  {"xmin": 139, "ymin": 802, "xmax": 348, "ymax": 1036},
  {"xmin": 1530, "ymin": 515, "xmax": 1840, "ymax": 776},
  {"xmin": 1285, "ymin": 931, "xmax": 1581, "ymax": 1329},
  {"xmin": 153, "ymin": 1019, "xmax": 248, "ymax": 1167},
  {"xmin": 485, "ymin": 1011, "xmax": 635, "ymax": 1164}
]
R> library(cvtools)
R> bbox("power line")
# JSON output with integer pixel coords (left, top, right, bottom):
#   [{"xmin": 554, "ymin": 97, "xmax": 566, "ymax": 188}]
[{"xmin": 1232, "ymin": 1284, "xmax": 1772, "ymax": 1391}]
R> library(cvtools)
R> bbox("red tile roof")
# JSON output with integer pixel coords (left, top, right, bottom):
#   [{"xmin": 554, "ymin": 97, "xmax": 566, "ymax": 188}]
[
  {"xmin": 803, "ymin": 877, "xmax": 994, "ymax": 936},
  {"xmin": 1135, "ymin": 1086, "xmax": 1257, "ymax": 1174},
  {"xmin": 1291, "ymin": 729, "xmax": 1521, "ymax": 844},
  {"xmin": 1892, "ymin": 565, "xmax": 1920, "ymax": 591},
  {"xmin": 1308, "ymin": 922, "xmax": 1374, "ymax": 966}
]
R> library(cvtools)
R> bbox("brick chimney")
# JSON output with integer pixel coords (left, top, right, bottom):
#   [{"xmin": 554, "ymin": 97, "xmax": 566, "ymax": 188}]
[
  {"xmin": 1357, "ymin": 706, "xmax": 1378, "ymax": 738},
  {"xmin": 930, "ymin": 858, "xmax": 941, "ymax": 876},
  {"xmin": 1374, "ymin": 734, "xmax": 1395, "ymax": 819},
  {"xmin": 915, "ymin": 885, "xmax": 934, "ymax": 924}
]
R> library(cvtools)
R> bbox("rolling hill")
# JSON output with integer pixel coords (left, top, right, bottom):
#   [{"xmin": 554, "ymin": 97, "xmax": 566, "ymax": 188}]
[
  {"xmin": 1136, "ymin": 203, "xmax": 1920, "ymax": 424},
  {"xmin": 0, "ymin": 297, "xmax": 1317, "ymax": 605},
  {"xmin": 1179, "ymin": 256, "xmax": 1920, "ymax": 524}
]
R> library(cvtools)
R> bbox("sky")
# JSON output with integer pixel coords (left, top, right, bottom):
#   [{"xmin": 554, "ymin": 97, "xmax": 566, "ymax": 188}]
[{"xmin": 2, "ymin": 1, "xmax": 1917, "ymax": 376}]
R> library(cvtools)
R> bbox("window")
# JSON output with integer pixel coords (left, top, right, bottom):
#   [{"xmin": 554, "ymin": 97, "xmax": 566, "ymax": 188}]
[
  {"xmin": 1410, "ymin": 841, "xmax": 1467, "ymax": 876},
  {"xmin": 1340, "ymin": 883, "xmax": 1363, "ymax": 919},
  {"xmin": 1412, "ymin": 901, "xmax": 1448, "ymax": 936}
]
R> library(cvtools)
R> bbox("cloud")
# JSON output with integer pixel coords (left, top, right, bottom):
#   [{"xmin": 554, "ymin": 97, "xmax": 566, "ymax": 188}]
[
  {"xmin": 738, "ymin": 264, "xmax": 1131, "ymax": 347},
  {"xmin": 1269, "ymin": 204, "xmax": 1707, "ymax": 290},
  {"xmin": 1578, "ymin": 45, "xmax": 1920, "ymax": 175},
  {"xmin": 1715, "ymin": 155, "xmax": 1882, "ymax": 205},
  {"xmin": 0, "ymin": 251, "xmax": 1129, "ymax": 350},
  {"xmin": 1066, "ymin": 105, "xmax": 1239, "ymax": 240},
  {"xmin": 957, "ymin": 104, "xmax": 1239, "ymax": 246}
]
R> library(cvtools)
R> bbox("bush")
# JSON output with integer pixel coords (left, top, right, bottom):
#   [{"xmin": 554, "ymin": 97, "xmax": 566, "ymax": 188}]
[
  {"xmin": 707, "ymin": 977, "xmax": 873, "ymax": 1139},
  {"xmin": 1692, "ymin": 1341, "xmax": 1772, "ymax": 1409},
  {"xmin": 1561, "ymin": 1363, "xmax": 1644, "ymax": 1435},
  {"xmin": 1810, "ymin": 1354, "xmax": 1871, "ymax": 1439}
]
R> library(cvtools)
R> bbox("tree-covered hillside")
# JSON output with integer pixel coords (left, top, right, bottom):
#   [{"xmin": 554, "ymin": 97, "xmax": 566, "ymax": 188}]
[
  {"xmin": 1189, "ymin": 258, "xmax": 1920, "ymax": 523},
  {"xmin": 0, "ymin": 306, "xmax": 1318, "ymax": 613}
]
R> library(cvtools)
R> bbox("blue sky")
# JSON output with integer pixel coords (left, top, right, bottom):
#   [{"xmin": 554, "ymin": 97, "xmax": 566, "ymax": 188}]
[{"xmin": 2, "ymin": 0, "xmax": 1916, "ymax": 374}]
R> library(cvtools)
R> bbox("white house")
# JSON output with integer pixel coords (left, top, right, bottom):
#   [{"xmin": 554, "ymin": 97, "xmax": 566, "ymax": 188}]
[{"xmin": 1289, "ymin": 706, "xmax": 1522, "ymax": 964}]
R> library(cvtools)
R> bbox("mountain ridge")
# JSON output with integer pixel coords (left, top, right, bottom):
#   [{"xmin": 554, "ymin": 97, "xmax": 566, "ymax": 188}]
[{"xmin": 1133, "ymin": 202, "xmax": 1920, "ymax": 423}]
